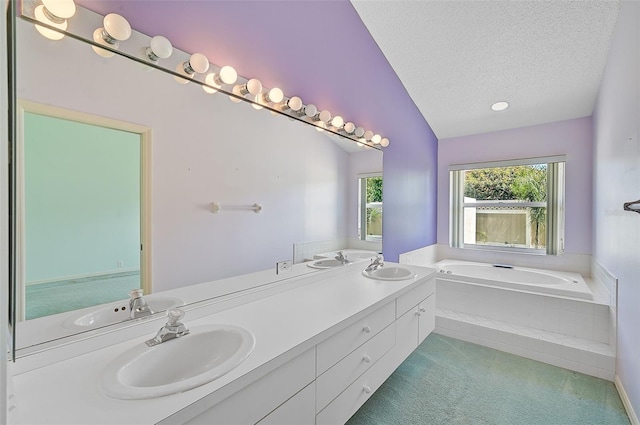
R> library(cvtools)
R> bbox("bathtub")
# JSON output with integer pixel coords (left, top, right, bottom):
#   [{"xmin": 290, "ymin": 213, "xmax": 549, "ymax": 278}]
[{"xmin": 435, "ymin": 260, "xmax": 592, "ymax": 300}]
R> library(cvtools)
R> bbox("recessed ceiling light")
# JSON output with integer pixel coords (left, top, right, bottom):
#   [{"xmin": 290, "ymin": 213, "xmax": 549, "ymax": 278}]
[{"xmin": 491, "ymin": 101, "xmax": 509, "ymax": 112}]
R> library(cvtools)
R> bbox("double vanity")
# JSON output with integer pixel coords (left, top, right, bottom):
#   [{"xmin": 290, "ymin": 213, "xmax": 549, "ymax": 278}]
[{"xmin": 9, "ymin": 260, "xmax": 435, "ymax": 425}]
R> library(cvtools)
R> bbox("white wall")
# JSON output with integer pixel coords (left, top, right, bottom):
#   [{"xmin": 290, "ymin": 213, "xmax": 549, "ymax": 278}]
[
  {"xmin": 15, "ymin": 13, "xmax": 373, "ymax": 293},
  {"xmin": 593, "ymin": 0, "xmax": 640, "ymax": 419},
  {"xmin": 438, "ymin": 117, "xmax": 593, "ymax": 261}
]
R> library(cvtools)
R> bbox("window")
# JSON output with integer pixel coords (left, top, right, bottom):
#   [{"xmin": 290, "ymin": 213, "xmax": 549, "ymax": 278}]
[
  {"xmin": 359, "ymin": 174, "xmax": 382, "ymax": 241},
  {"xmin": 450, "ymin": 157, "xmax": 565, "ymax": 254}
]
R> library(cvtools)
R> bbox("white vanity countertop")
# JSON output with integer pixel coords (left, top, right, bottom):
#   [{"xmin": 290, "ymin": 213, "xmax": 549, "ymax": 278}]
[{"xmin": 10, "ymin": 262, "xmax": 435, "ymax": 425}]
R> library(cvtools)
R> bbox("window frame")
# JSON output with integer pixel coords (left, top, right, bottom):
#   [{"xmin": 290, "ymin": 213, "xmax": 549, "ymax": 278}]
[
  {"xmin": 449, "ymin": 156, "xmax": 565, "ymax": 255},
  {"xmin": 358, "ymin": 172, "xmax": 383, "ymax": 242}
]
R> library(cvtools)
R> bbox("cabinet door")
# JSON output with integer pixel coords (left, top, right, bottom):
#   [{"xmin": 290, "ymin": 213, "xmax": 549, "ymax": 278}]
[
  {"xmin": 418, "ymin": 293, "xmax": 436, "ymax": 344},
  {"xmin": 392, "ymin": 304, "xmax": 419, "ymax": 365}
]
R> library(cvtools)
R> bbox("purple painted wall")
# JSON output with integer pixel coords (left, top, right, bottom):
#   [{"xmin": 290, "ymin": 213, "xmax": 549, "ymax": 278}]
[
  {"xmin": 438, "ymin": 117, "xmax": 594, "ymax": 256},
  {"xmin": 593, "ymin": 0, "xmax": 640, "ymax": 418},
  {"xmin": 76, "ymin": 0, "xmax": 439, "ymax": 261}
]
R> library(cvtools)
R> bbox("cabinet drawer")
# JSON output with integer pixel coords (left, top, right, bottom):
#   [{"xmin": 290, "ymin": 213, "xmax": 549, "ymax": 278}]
[
  {"xmin": 396, "ymin": 277, "xmax": 435, "ymax": 317},
  {"xmin": 316, "ymin": 348, "xmax": 397, "ymax": 425},
  {"xmin": 183, "ymin": 348, "xmax": 315, "ymax": 425},
  {"xmin": 257, "ymin": 383, "xmax": 315, "ymax": 425},
  {"xmin": 317, "ymin": 301, "xmax": 395, "ymax": 375},
  {"xmin": 316, "ymin": 323, "xmax": 395, "ymax": 412}
]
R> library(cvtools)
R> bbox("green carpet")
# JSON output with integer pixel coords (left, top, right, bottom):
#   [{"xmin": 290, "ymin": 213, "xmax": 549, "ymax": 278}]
[
  {"xmin": 347, "ymin": 333, "xmax": 629, "ymax": 425},
  {"xmin": 25, "ymin": 271, "xmax": 140, "ymax": 319}
]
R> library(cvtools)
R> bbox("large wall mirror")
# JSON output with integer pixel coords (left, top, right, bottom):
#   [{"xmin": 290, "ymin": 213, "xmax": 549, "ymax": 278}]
[{"xmin": 13, "ymin": 4, "xmax": 383, "ymax": 355}]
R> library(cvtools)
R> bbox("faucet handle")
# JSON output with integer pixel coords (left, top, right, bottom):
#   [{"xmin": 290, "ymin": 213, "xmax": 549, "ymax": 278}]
[
  {"xmin": 166, "ymin": 308, "xmax": 185, "ymax": 326},
  {"xmin": 129, "ymin": 288, "xmax": 144, "ymax": 299}
]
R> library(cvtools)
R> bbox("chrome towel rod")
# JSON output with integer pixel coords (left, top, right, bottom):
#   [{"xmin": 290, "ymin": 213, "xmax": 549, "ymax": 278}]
[
  {"xmin": 623, "ymin": 199, "xmax": 640, "ymax": 215},
  {"xmin": 211, "ymin": 202, "xmax": 263, "ymax": 214}
]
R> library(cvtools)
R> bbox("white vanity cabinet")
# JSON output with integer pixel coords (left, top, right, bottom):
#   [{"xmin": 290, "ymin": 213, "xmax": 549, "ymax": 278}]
[
  {"xmin": 316, "ymin": 276, "xmax": 436, "ymax": 425},
  {"xmin": 185, "ymin": 276, "xmax": 436, "ymax": 425},
  {"xmin": 10, "ymin": 264, "xmax": 436, "ymax": 425}
]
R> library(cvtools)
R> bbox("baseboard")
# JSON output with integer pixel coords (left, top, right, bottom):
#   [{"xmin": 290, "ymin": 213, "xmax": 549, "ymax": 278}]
[{"xmin": 616, "ymin": 375, "xmax": 639, "ymax": 425}]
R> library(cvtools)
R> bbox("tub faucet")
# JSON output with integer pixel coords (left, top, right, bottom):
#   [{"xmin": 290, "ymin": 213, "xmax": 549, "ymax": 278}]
[
  {"xmin": 335, "ymin": 251, "xmax": 350, "ymax": 265},
  {"xmin": 146, "ymin": 308, "xmax": 190, "ymax": 347},
  {"xmin": 365, "ymin": 256, "xmax": 384, "ymax": 273},
  {"xmin": 129, "ymin": 289, "xmax": 153, "ymax": 319}
]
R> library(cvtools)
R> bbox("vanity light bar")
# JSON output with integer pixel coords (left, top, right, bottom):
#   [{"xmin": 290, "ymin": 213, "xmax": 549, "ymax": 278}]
[{"xmin": 27, "ymin": 0, "xmax": 390, "ymax": 149}]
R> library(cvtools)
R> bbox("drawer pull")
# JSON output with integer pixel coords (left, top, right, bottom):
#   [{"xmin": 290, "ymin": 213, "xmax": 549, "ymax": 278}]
[
  {"xmin": 415, "ymin": 309, "xmax": 422, "ymax": 317},
  {"xmin": 363, "ymin": 355, "xmax": 371, "ymax": 363},
  {"xmin": 363, "ymin": 325, "xmax": 371, "ymax": 334},
  {"xmin": 363, "ymin": 385, "xmax": 371, "ymax": 394},
  {"xmin": 419, "ymin": 307, "xmax": 426, "ymax": 313}
]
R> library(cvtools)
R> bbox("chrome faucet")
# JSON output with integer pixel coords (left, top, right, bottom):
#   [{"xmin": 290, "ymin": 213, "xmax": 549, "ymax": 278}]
[
  {"xmin": 365, "ymin": 255, "xmax": 384, "ymax": 273},
  {"xmin": 129, "ymin": 289, "xmax": 153, "ymax": 319},
  {"xmin": 146, "ymin": 308, "xmax": 190, "ymax": 347},
  {"xmin": 335, "ymin": 251, "xmax": 350, "ymax": 265}
]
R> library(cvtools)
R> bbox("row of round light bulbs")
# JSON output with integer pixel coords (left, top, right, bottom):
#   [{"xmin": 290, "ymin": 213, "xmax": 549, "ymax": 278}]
[{"xmin": 33, "ymin": 0, "xmax": 390, "ymax": 148}]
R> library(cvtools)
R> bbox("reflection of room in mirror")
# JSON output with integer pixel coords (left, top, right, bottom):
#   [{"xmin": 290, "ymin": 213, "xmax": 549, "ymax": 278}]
[
  {"xmin": 14, "ymin": 9, "xmax": 383, "ymax": 353},
  {"xmin": 19, "ymin": 109, "xmax": 148, "ymax": 321}
]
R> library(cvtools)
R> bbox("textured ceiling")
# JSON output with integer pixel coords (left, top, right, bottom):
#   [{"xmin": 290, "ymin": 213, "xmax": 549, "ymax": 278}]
[{"xmin": 352, "ymin": 1, "xmax": 621, "ymax": 139}]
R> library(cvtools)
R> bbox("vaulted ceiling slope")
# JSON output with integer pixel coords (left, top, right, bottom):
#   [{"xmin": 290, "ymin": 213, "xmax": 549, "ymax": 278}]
[{"xmin": 352, "ymin": 1, "xmax": 621, "ymax": 139}]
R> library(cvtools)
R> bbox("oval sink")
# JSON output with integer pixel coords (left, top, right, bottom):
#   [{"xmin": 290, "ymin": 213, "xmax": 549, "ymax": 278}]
[
  {"xmin": 62, "ymin": 296, "xmax": 184, "ymax": 330},
  {"xmin": 307, "ymin": 259, "xmax": 347, "ymax": 269},
  {"xmin": 363, "ymin": 266, "xmax": 417, "ymax": 281},
  {"xmin": 344, "ymin": 251, "xmax": 380, "ymax": 261},
  {"xmin": 101, "ymin": 324, "xmax": 256, "ymax": 399}
]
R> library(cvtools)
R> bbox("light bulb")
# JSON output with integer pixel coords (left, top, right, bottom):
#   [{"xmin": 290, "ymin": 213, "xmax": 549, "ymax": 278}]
[
  {"xmin": 183, "ymin": 53, "xmax": 209, "ymax": 74},
  {"xmin": 92, "ymin": 13, "xmax": 131, "ymax": 57},
  {"xmin": 331, "ymin": 116, "xmax": 344, "ymax": 129},
  {"xmin": 357, "ymin": 142, "xmax": 364, "ymax": 147},
  {"xmin": 316, "ymin": 122, "xmax": 326, "ymax": 132},
  {"xmin": 230, "ymin": 85, "xmax": 244, "ymax": 103},
  {"xmin": 246, "ymin": 79, "xmax": 263, "ymax": 95},
  {"xmin": 286, "ymin": 96, "xmax": 303, "ymax": 113},
  {"xmin": 104, "ymin": 13, "xmax": 131, "ymax": 41},
  {"xmin": 92, "ymin": 28, "xmax": 114, "ymax": 57},
  {"xmin": 42, "ymin": 0, "xmax": 76, "ymax": 18},
  {"xmin": 364, "ymin": 130, "xmax": 374, "ymax": 141},
  {"xmin": 146, "ymin": 35, "xmax": 173, "ymax": 63},
  {"xmin": 262, "ymin": 87, "xmax": 284, "ymax": 104},
  {"xmin": 318, "ymin": 110, "xmax": 332, "ymax": 123},
  {"xmin": 380, "ymin": 138, "xmax": 390, "ymax": 147},
  {"xmin": 354, "ymin": 127, "xmax": 365, "ymax": 138},
  {"xmin": 203, "ymin": 73, "xmax": 220, "ymax": 94},
  {"xmin": 34, "ymin": 4, "xmax": 67, "ymax": 40},
  {"xmin": 217, "ymin": 66, "xmax": 237, "ymax": 85},
  {"xmin": 173, "ymin": 63, "xmax": 191, "ymax": 84},
  {"xmin": 251, "ymin": 95, "xmax": 264, "ymax": 110},
  {"xmin": 304, "ymin": 104, "xmax": 318, "ymax": 119},
  {"xmin": 344, "ymin": 122, "xmax": 355, "ymax": 134},
  {"xmin": 371, "ymin": 134, "xmax": 382, "ymax": 144}
]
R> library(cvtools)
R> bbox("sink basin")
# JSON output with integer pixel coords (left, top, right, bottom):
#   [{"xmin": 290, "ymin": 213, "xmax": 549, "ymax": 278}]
[
  {"xmin": 344, "ymin": 251, "xmax": 380, "ymax": 261},
  {"xmin": 62, "ymin": 296, "xmax": 184, "ymax": 330},
  {"xmin": 101, "ymin": 324, "xmax": 256, "ymax": 399},
  {"xmin": 307, "ymin": 259, "xmax": 347, "ymax": 269},
  {"xmin": 362, "ymin": 266, "xmax": 417, "ymax": 281}
]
